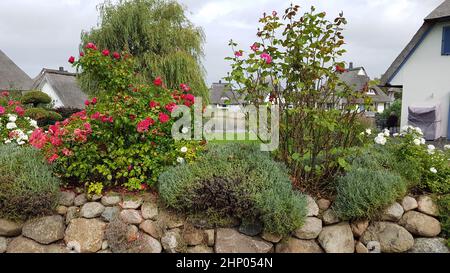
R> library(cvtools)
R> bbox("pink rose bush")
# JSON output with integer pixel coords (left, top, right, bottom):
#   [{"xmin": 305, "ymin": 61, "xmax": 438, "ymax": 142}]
[{"xmin": 30, "ymin": 43, "xmax": 204, "ymax": 191}]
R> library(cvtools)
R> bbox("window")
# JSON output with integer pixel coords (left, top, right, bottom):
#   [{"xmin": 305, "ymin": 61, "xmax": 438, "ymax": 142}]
[
  {"xmin": 442, "ymin": 26, "xmax": 450, "ymax": 55},
  {"xmin": 367, "ymin": 89, "xmax": 376, "ymax": 95}
]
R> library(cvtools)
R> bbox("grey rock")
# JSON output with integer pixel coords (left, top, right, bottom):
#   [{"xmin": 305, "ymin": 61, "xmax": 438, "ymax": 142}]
[
  {"xmin": 120, "ymin": 210, "xmax": 143, "ymax": 225},
  {"xmin": 205, "ymin": 229, "xmax": 215, "ymax": 246},
  {"xmin": 101, "ymin": 206, "xmax": 120, "ymax": 222},
  {"xmin": 366, "ymin": 241, "xmax": 381, "ymax": 253},
  {"xmin": 401, "ymin": 196, "xmax": 418, "ymax": 212},
  {"xmin": 46, "ymin": 244, "xmax": 69, "ymax": 253},
  {"xmin": 101, "ymin": 195, "xmax": 122, "ymax": 206},
  {"xmin": 64, "ymin": 218, "xmax": 106, "ymax": 253},
  {"xmin": 417, "ymin": 195, "xmax": 439, "ymax": 217},
  {"xmin": 141, "ymin": 202, "xmax": 159, "ymax": 220},
  {"xmin": 306, "ymin": 195, "xmax": 319, "ymax": 217},
  {"xmin": 89, "ymin": 194, "xmax": 103, "ymax": 202},
  {"xmin": 74, "ymin": 194, "xmax": 88, "ymax": 206},
  {"xmin": 0, "ymin": 237, "xmax": 7, "ymax": 253},
  {"xmin": 399, "ymin": 211, "xmax": 441, "ymax": 237},
  {"xmin": 66, "ymin": 206, "xmax": 80, "ymax": 225},
  {"xmin": 56, "ymin": 206, "xmax": 68, "ymax": 215},
  {"xmin": 318, "ymin": 222, "xmax": 355, "ymax": 253},
  {"xmin": 361, "ymin": 222, "xmax": 414, "ymax": 253},
  {"xmin": 139, "ymin": 220, "xmax": 163, "ymax": 239},
  {"xmin": 381, "ymin": 202, "xmax": 404, "ymax": 222},
  {"xmin": 293, "ymin": 217, "xmax": 322, "ymax": 239},
  {"xmin": 22, "ymin": 215, "xmax": 65, "ymax": 244},
  {"xmin": 322, "ymin": 209, "xmax": 340, "ymax": 225},
  {"xmin": 0, "ymin": 219, "xmax": 23, "ymax": 237},
  {"xmin": 215, "ymin": 228, "xmax": 273, "ymax": 253},
  {"xmin": 161, "ymin": 229, "xmax": 183, "ymax": 253},
  {"xmin": 409, "ymin": 238, "xmax": 449, "ymax": 253},
  {"xmin": 317, "ymin": 199, "xmax": 331, "ymax": 211},
  {"xmin": 102, "ymin": 240, "xmax": 109, "ymax": 250},
  {"xmin": 6, "ymin": 236, "xmax": 46, "ymax": 253},
  {"xmin": 276, "ymin": 238, "xmax": 323, "ymax": 253},
  {"xmin": 133, "ymin": 233, "xmax": 162, "ymax": 253},
  {"xmin": 58, "ymin": 191, "xmax": 75, "ymax": 206},
  {"xmin": 80, "ymin": 202, "xmax": 105, "ymax": 219},
  {"xmin": 238, "ymin": 220, "xmax": 263, "ymax": 236},
  {"xmin": 187, "ymin": 245, "xmax": 214, "ymax": 253},
  {"xmin": 120, "ymin": 197, "xmax": 143, "ymax": 210},
  {"xmin": 261, "ymin": 232, "xmax": 282, "ymax": 244},
  {"xmin": 158, "ymin": 210, "xmax": 184, "ymax": 229}
]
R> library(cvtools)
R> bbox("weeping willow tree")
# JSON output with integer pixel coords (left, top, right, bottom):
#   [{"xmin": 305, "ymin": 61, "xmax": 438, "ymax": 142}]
[{"xmin": 80, "ymin": 0, "xmax": 209, "ymax": 101}]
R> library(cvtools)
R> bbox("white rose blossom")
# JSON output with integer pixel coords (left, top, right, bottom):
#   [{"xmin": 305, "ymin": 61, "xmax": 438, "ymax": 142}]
[
  {"xmin": 180, "ymin": 147, "xmax": 188, "ymax": 153},
  {"xmin": 177, "ymin": 157, "xmax": 185, "ymax": 164},
  {"xmin": 365, "ymin": 129, "xmax": 372, "ymax": 136},
  {"xmin": 383, "ymin": 129, "xmax": 390, "ymax": 137},
  {"xmin": 444, "ymin": 145, "xmax": 450, "ymax": 150},
  {"xmin": 8, "ymin": 114, "xmax": 17, "ymax": 122},
  {"xmin": 413, "ymin": 139, "xmax": 421, "ymax": 146},
  {"xmin": 430, "ymin": 167, "xmax": 437, "ymax": 174},
  {"xmin": 6, "ymin": 122, "xmax": 17, "ymax": 130},
  {"xmin": 374, "ymin": 135, "xmax": 387, "ymax": 145}
]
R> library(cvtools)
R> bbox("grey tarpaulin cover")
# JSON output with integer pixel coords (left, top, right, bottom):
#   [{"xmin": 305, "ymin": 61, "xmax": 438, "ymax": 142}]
[{"xmin": 408, "ymin": 105, "xmax": 441, "ymax": 141}]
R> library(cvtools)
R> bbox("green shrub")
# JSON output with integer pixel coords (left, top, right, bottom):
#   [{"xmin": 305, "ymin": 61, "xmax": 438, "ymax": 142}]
[
  {"xmin": 0, "ymin": 145, "xmax": 60, "ymax": 220},
  {"xmin": 25, "ymin": 108, "xmax": 62, "ymax": 127},
  {"xmin": 333, "ymin": 168, "xmax": 407, "ymax": 220},
  {"xmin": 21, "ymin": 91, "xmax": 52, "ymax": 106},
  {"xmin": 436, "ymin": 195, "xmax": 450, "ymax": 247},
  {"xmin": 158, "ymin": 143, "xmax": 307, "ymax": 235}
]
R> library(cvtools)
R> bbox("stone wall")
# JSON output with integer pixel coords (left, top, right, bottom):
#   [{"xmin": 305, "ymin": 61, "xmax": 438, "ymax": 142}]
[{"xmin": 0, "ymin": 191, "xmax": 448, "ymax": 253}]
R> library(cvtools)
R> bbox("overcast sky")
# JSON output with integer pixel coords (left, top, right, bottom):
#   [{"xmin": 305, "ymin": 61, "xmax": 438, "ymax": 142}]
[{"xmin": 0, "ymin": 0, "xmax": 444, "ymax": 85}]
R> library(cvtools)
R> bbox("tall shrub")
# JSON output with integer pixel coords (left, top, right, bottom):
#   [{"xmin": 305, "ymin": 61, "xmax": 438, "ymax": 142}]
[
  {"xmin": 225, "ymin": 5, "xmax": 367, "ymax": 194},
  {"xmin": 80, "ymin": 0, "xmax": 209, "ymax": 101},
  {"xmin": 31, "ymin": 45, "xmax": 204, "ymax": 191}
]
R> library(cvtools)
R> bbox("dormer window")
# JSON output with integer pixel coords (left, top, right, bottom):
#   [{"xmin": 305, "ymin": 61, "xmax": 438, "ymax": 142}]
[
  {"xmin": 442, "ymin": 26, "xmax": 450, "ymax": 55},
  {"xmin": 367, "ymin": 89, "xmax": 376, "ymax": 95}
]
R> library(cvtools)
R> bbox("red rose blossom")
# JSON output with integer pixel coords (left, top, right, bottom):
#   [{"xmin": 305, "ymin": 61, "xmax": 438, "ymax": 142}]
[
  {"xmin": 91, "ymin": 97, "xmax": 97, "ymax": 105},
  {"xmin": 149, "ymin": 101, "xmax": 159, "ymax": 109},
  {"xmin": 165, "ymin": 102, "xmax": 178, "ymax": 113},
  {"xmin": 1, "ymin": 91, "xmax": 9, "ymax": 97},
  {"xmin": 159, "ymin": 112, "xmax": 170, "ymax": 124},
  {"xmin": 15, "ymin": 106, "xmax": 25, "ymax": 116},
  {"xmin": 48, "ymin": 154, "xmax": 59, "ymax": 163},
  {"xmin": 84, "ymin": 100, "xmax": 90, "ymax": 106},
  {"xmin": 153, "ymin": 77, "xmax": 163, "ymax": 87},
  {"xmin": 113, "ymin": 52, "xmax": 121, "ymax": 59},
  {"xmin": 0, "ymin": 106, "xmax": 4, "ymax": 115},
  {"xmin": 102, "ymin": 49, "xmax": 110, "ymax": 56},
  {"xmin": 68, "ymin": 56, "xmax": 75, "ymax": 64}
]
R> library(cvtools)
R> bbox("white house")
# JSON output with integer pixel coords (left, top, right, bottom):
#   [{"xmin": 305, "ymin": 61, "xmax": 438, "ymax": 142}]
[
  {"xmin": 338, "ymin": 64, "xmax": 392, "ymax": 117},
  {"xmin": 209, "ymin": 81, "xmax": 245, "ymax": 112},
  {"xmin": 381, "ymin": 0, "xmax": 450, "ymax": 140},
  {"xmin": 32, "ymin": 67, "xmax": 88, "ymax": 109}
]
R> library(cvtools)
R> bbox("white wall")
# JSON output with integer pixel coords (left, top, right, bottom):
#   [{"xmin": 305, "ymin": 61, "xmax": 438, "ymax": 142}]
[
  {"xmin": 41, "ymin": 81, "xmax": 64, "ymax": 108},
  {"xmin": 391, "ymin": 21, "xmax": 450, "ymax": 138}
]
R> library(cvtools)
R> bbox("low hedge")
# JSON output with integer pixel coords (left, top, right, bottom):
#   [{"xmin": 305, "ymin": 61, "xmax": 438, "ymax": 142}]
[
  {"xmin": 25, "ymin": 108, "xmax": 63, "ymax": 127},
  {"xmin": 158, "ymin": 143, "xmax": 307, "ymax": 235},
  {"xmin": 0, "ymin": 145, "xmax": 60, "ymax": 220}
]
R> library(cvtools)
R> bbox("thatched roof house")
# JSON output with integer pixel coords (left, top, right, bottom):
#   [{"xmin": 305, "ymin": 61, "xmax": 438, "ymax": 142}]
[
  {"xmin": 0, "ymin": 49, "xmax": 33, "ymax": 91},
  {"xmin": 32, "ymin": 68, "xmax": 88, "ymax": 109}
]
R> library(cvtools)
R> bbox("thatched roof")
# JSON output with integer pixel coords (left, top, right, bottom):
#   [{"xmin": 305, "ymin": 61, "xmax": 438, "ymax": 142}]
[
  {"xmin": 381, "ymin": 0, "xmax": 450, "ymax": 86},
  {"xmin": 210, "ymin": 82, "xmax": 245, "ymax": 105},
  {"xmin": 32, "ymin": 68, "xmax": 88, "ymax": 109},
  {"xmin": 0, "ymin": 49, "xmax": 33, "ymax": 91},
  {"xmin": 338, "ymin": 67, "xmax": 391, "ymax": 103}
]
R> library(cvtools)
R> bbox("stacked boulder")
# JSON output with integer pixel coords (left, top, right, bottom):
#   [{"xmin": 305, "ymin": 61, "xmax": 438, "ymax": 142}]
[{"xmin": 0, "ymin": 191, "xmax": 448, "ymax": 253}]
